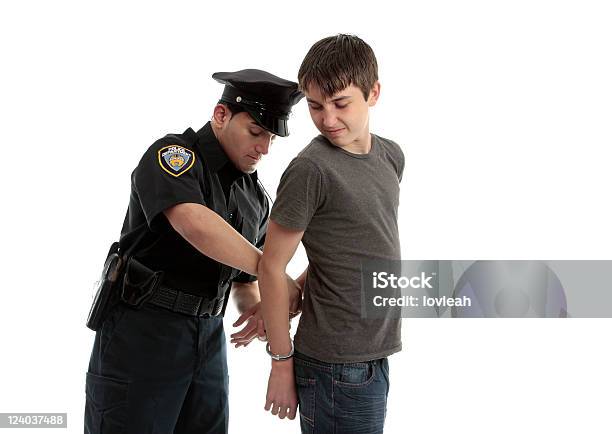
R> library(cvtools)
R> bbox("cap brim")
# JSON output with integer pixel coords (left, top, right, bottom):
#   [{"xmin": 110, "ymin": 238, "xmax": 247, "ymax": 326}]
[{"xmin": 246, "ymin": 109, "xmax": 289, "ymax": 137}]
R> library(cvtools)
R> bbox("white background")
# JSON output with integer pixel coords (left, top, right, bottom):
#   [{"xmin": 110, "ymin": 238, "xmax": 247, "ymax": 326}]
[{"xmin": 1, "ymin": 0, "xmax": 611, "ymax": 433}]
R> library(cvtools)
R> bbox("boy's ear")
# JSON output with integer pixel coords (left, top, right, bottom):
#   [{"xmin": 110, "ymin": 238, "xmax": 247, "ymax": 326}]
[{"xmin": 367, "ymin": 81, "xmax": 381, "ymax": 107}]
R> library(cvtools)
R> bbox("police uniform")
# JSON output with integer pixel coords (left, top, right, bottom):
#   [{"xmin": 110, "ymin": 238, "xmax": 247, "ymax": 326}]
[{"xmin": 85, "ymin": 69, "xmax": 303, "ymax": 434}]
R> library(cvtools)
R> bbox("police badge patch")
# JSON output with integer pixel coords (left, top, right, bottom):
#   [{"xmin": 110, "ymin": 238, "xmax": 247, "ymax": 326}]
[{"xmin": 158, "ymin": 145, "xmax": 196, "ymax": 177}]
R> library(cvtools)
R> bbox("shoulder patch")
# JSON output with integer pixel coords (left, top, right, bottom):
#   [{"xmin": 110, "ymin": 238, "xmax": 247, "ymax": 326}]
[{"xmin": 158, "ymin": 145, "xmax": 196, "ymax": 177}]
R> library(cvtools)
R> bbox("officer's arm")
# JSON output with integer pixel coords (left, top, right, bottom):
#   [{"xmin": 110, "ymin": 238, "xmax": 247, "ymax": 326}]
[{"xmin": 164, "ymin": 202, "xmax": 261, "ymax": 276}]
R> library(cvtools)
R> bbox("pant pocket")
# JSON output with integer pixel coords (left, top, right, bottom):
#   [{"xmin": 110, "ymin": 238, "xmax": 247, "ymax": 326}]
[
  {"xmin": 338, "ymin": 362, "xmax": 374, "ymax": 386},
  {"xmin": 334, "ymin": 361, "xmax": 388, "ymax": 434},
  {"xmin": 336, "ymin": 361, "xmax": 376, "ymax": 388},
  {"xmin": 295, "ymin": 376, "xmax": 316, "ymax": 434},
  {"xmin": 85, "ymin": 372, "xmax": 129, "ymax": 434}
]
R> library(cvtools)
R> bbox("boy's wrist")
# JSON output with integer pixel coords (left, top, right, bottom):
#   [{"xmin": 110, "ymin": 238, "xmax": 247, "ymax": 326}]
[
  {"xmin": 271, "ymin": 357, "xmax": 294, "ymax": 372},
  {"xmin": 266, "ymin": 340, "xmax": 294, "ymax": 361}
]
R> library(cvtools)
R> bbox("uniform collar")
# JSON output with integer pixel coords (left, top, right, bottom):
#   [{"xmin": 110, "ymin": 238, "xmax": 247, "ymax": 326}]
[
  {"xmin": 192, "ymin": 122, "xmax": 259, "ymax": 183},
  {"xmin": 193, "ymin": 122, "xmax": 232, "ymax": 173}
]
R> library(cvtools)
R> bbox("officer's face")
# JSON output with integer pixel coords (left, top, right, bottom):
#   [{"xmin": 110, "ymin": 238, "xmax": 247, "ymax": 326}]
[
  {"xmin": 305, "ymin": 83, "xmax": 380, "ymax": 149},
  {"xmin": 214, "ymin": 107, "xmax": 276, "ymax": 173}
]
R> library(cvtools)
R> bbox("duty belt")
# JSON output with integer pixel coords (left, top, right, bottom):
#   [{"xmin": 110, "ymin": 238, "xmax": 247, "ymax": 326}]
[{"xmin": 147, "ymin": 286, "xmax": 224, "ymax": 317}]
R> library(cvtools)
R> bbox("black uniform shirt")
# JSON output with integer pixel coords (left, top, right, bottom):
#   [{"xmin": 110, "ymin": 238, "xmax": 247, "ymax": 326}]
[{"xmin": 119, "ymin": 122, "xmax": 269, "ymax": 298}]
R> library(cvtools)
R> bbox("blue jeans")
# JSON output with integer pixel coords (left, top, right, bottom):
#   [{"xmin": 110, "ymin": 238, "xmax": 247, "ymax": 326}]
[{"xmin": 294, "ymin": 351, "xmax": 390, "ymax": 434}]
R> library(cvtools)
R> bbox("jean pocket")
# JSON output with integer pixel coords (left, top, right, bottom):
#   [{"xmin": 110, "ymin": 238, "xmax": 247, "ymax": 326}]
[
  {"xmin": 335, "ymin": 361, "xmax": 376, "ymax": 388},
  {"xmin": 85, "ymin": 372, "xmax": 129, "ymax": 434},
  {"xmin": 295, "ymin": 376, "xmax": 316, "ymax": 432}
]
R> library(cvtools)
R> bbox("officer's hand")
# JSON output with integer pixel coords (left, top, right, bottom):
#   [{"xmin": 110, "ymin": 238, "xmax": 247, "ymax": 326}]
[
  {"xmin": 265, "ymin": 359, "xmax": 298, "ymax": 421},
  {"xmin": 230, "ymin": 302, "xmax": 266, "ymax": 348}
]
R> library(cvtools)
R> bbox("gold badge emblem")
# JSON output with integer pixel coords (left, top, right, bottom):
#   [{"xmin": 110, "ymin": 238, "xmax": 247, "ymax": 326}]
[{"xmin": 158, "ymin": 145, "xmax": 195, "ymax": 177}]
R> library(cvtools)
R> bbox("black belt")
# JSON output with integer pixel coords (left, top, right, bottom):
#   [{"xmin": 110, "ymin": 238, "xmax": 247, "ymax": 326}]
[{"xmin": 147, "ymin": 286, "xmax": 224, "ymax": 317}]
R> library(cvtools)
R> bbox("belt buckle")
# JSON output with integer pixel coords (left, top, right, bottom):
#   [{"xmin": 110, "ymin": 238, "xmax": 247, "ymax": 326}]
[{"xmin": 197, "ymin": 297, "xmax": 224, "ymax": 317}]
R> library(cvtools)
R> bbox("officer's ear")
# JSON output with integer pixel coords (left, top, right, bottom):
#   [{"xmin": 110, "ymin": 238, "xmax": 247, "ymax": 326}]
[{"xmin": 212, "ymin": 104, "xmax": 232, "ymax": 129}]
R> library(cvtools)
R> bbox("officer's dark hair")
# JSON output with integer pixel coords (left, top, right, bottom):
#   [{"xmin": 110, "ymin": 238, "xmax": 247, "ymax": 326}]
[
  {"xmin": 298, "ymin": 34, "xmax": 378, "ymax": 101},
  {"xmin": 218, "ymin": 101, "xmax": 246, "ymax": 118}
]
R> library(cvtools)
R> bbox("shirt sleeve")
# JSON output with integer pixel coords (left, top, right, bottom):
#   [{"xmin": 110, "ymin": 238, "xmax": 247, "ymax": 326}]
[
  {"xmin": 133, "ymin": 141, "xmax": 206, "ymax": 231},
  {"xmin": 397, "ymin": 147, "xmax": 405, "ymax": 183},
  {"xmin": 270, "ymin": 157, "xmax": 324, "ymax": 231},
  {"xmin": 385, "ymin": 138, "xmax": 405, "ymax": 183}
]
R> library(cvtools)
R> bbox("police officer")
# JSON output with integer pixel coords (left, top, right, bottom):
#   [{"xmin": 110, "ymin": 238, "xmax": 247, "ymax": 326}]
[{"xmin": 85, "ymin": 69, "xmax": 304, "ymax": 434}]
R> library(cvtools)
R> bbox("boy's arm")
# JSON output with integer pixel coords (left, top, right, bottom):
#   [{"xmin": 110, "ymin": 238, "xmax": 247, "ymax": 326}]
[
  {"xmin": 258, "ymin": 220, "xmax": 305, "ymax": 420},
  {"xmin": 296, "ymin": 266, "xmax": 308, "ymax": 289},
  {"xmin": 289, "ymin": 266, "xmax": 307, "ymax": 317}
]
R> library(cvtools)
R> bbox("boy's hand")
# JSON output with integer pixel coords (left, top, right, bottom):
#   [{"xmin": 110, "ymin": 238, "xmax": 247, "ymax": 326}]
[
  {"xmin": 264, "ymin": 359, "xmax": 298, "ymax": 420},
  {"xmin": 230, "ymin": 302, "xmax": 266, "ymax": 348},
  {"xmin": 286, "ymin": 276, "xmax": 303, "ymax": 318}
]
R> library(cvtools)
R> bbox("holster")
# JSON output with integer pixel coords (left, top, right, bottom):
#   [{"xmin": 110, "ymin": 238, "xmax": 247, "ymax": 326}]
[
  {"xmin": 120, "ymin": 257, "xmax": 163, "ymax": 308},
  {"xmin": 86, "ymin": 242, "xmax": 124, "ymax": 331}
]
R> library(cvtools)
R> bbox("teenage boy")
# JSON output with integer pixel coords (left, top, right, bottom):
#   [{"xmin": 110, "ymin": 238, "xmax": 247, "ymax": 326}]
[{"xmin": 258, "ymin": 35, "xmax": 405, "ymax": 433}]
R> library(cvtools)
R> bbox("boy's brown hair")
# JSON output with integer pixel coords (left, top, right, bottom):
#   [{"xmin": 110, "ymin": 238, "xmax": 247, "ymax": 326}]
[{"xmin": 298, "ymin": 34, "xmax": 378, "ymax": 101}]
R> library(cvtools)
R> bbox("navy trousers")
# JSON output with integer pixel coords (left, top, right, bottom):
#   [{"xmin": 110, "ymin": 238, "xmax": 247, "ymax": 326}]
[{"xmin": 85, "ymin": 303, "xmax": 229, "ymax": 434}]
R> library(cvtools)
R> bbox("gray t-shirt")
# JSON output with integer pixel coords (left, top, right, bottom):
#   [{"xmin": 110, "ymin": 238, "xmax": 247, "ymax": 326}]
[{"xmin": 271, "ymin": 133, "xmax": 404, "ymax": 363}]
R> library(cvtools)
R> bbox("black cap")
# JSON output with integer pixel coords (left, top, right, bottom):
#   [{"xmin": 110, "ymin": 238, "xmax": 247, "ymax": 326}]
[{"xmin": 212, "ymin": 69, "xmax": 304, "ymax": 137}]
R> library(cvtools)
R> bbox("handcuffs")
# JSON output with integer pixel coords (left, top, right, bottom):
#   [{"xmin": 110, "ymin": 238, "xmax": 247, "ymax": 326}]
[{"xmin": 266, "ymin": 340, "xmax": 294, "ymax": 361}]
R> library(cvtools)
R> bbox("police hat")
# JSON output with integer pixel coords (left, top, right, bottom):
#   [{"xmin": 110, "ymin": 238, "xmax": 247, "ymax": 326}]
[{"xmin": 213, "ymin": 69, "xmax": 304, "ymax": 137}]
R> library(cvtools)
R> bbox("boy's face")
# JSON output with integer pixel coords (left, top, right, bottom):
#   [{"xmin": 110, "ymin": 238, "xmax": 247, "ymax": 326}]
[{"xmin": 304, "ymin": 82, "xmax": 380, "ymax": 148}]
